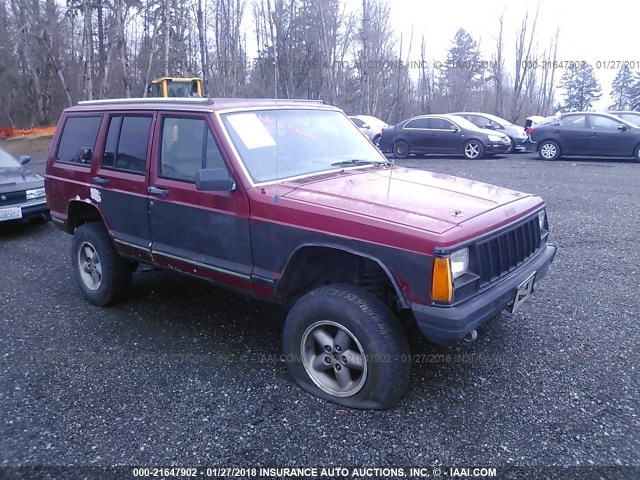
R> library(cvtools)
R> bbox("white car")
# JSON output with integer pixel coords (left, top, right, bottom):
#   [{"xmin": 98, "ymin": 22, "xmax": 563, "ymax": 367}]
[{"xmin": 348, "ymin": 115, "xmax": 388, "ymax": 146}]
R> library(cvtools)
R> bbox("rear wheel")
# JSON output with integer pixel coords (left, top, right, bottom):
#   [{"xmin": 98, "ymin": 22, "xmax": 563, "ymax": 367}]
[
  {"xmin": 283, "ymin": 284, "xmax": 411, "ymax": 410},
  {"xmin": 393, "ymin": 140, "xmax": 410, "ymax": 159},
  {"xmin": 633, "ymin": 144, "xmax": 640, "ymax": 163},
  {"xmin": 72, "ymin": 222, "xmax": 132, "ymax": 306},
  {"xmin": 463, "ymin": 140, "xmax": 484, "ymax": 159},
  {"xmin": 538, "ymin": 140, "xmax": 561, "ymax": 160}
]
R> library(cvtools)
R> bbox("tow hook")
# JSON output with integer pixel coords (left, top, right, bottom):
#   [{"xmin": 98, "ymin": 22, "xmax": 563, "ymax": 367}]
[{"xmin": 463, "ymin": 329, "xmax": 478, "ymax": 343}]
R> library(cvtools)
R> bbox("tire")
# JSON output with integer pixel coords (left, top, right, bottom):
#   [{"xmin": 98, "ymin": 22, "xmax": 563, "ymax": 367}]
[
  {"xmin": 463, "ymin": 140, "xmax": 484, "ymax": 159},
  {"xmin": 393, "ymin": 140, "xmax": 410, "ymax": 159},
  {"xmin": 283, "ymin": 284, "xmax": 411, "ymax": 410},
  {"xmin": 372, "ymin": 135, "xmax": 381, "ymax": 148},
  {"xmin": 71, "ymin": 221, "xmax": 132, "ymax": 306},
  {"xmin": 633, "ymin": 144, "xmax": 640, "ymax": 163},
  {"xmin": 505, "ymin": 137, "xmax": 516, "ymax": 154},
  {"xmin": 538, "ymin": 140, "xmax": 561, "ymax": 160}
]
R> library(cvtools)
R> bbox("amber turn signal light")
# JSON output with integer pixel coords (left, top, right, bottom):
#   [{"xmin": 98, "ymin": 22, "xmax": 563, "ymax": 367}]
[{"xmin": 431, "ymin": 257, "xmax": 453, "ymax": 303}]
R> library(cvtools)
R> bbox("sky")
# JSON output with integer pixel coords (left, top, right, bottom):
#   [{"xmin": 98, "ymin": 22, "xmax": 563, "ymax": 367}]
[{"xmin": 341, "ymin": 0, "xmax": 640, "ymax": 110}]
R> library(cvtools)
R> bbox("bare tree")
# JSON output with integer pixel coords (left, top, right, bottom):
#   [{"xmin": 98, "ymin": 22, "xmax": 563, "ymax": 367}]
[{"xmin": 510, "ymin": 1, "xmax": 539, "ymax": 123}]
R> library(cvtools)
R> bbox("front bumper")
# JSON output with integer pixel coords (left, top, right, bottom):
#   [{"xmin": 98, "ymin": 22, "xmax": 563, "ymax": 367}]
[
  {"xmin": 512, "ymin": 136, "xmax": 529, "ymax": 152},
  {"xmin": 485, "ymin": 142, "xmax": 511, "ymax": 153},
  {"xmin": 412, "ymin": 243, "xmax": 557, "ymax": 343},
  {"xmin": 0, "ymin": 199, "xmax": 48, "ymax": 222}
]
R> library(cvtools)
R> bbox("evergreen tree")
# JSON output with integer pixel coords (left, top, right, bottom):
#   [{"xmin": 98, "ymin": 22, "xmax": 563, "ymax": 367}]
[
  {"xmin": 558, "ymin": 62, "xmax": 602, "ymax": 111},
  {"xmin": 609, "ymin": 65, "xmax": 634, "ymax": 110},
  {"xmin": 440, "ymin": 29, "xmax": 486, "ymax": 111},
  {"xmin": 629, "ymin": 72, "xmax": 640, "ymax": 111}
]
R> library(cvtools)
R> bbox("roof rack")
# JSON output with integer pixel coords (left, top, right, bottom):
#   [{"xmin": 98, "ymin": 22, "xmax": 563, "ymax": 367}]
[
  {"xmin": 77, "ymin": 97, "xmax": 215, "ymax": 106},
  {"xmin": 77, "ymin": 97, "xmax": 325, "ymax": 106}
]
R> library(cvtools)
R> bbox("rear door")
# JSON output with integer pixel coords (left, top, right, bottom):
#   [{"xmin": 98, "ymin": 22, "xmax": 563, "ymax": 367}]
[
  {"xmin": 147, "ymin": 112, "xmax": 253, "ymax": 289},
  {"xmin": 402, "ymin": 118, "xmax": 432, "ymax": 152},
  {"xmin": 557, "ymin": 114, "xmax": 589, "ymax": 155},
  {"xmin": 92, "ymin": 112, "xmax": 154, "ymax": 262},
  {"xmin": 587, "ymin": 114, "xmax": 636, "ymax": 156}
]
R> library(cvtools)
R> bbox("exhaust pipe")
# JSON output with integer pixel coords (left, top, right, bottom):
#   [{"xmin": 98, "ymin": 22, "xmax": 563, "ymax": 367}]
[{"xmin": 463, "ymin": 329, "xmax": 478, "ymax": 343}]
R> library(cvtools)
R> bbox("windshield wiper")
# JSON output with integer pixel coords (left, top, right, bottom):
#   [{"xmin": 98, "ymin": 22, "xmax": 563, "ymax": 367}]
[{"xmin": 331, "ymin": 159, "xmax": 379, "ymax": 167}]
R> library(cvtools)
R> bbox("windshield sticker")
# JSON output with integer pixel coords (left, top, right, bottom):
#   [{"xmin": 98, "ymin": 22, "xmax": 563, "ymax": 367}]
[{"xmin": 227, "ymin": 113, "xmax": 276, "ymax": 149}]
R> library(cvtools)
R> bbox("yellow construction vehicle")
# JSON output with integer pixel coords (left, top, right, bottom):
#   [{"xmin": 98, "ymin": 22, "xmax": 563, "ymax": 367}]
[{"xmin": 147, "ymin": 77, "xmax": 204, "ymax": 98}]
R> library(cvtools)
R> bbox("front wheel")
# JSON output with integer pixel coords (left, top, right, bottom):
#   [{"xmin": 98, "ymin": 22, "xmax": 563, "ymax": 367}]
[
  {"xmin": 283, "ymin": 284, "xmax": 411, "ymax": 410},
  {"xmin": 373, "ymin": 135, "xmax": 381, "ymax": 148},
  {"xmin": 538, "ymin": 140, "xmax": 561, "ymax": 160},
  {"xmin": 393, "ymin": 140, "xmax": 410, "ymax": 159},
  {"xmin": 633, "ymin": 144, "xmax": 640, "ymax": 163},
  {"xmin": 71, "ymin": 222, "xmax": 132, "ymax": 306},
  {"xmin": 505, "ymin": 137, "xmax": 516, "ymax": 154},
  {"xmin": 463, "ymin": 140, "xmax": 484, "ymax": 159}
]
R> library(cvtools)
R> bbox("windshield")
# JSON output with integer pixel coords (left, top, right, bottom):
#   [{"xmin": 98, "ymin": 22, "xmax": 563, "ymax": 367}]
[
  {"xmin": 0, "ymin": 148, "xmax": 20, "ymax": 168},
  {"xmin": 221, "ymin": 109, "xmax": 387, "ymax": 183},
  {"xmin": 618, "ymin": 113, "xmax": 640, "ymax": 127}
]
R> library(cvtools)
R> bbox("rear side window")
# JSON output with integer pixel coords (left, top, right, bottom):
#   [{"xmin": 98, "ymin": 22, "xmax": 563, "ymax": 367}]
[
  {"xmin": 404, "ymin": 118, "xmax": 429, "ymax": 129},
  {"xmin": 559, "ymin": 115, "xmax": 586, "ymax": 128},
  {"xmin": 102, "ymin": 115, "xmax": 152, "ymax": 174},
  {"xmin": 56, "ymin": 115, "xmax": 102, "ymax": 165}
]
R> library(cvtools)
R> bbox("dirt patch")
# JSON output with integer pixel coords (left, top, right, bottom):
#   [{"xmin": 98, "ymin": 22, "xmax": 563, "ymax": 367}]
[{"xmin": 0, "ymin": 135, "xmax": 53, "ymax": 156}]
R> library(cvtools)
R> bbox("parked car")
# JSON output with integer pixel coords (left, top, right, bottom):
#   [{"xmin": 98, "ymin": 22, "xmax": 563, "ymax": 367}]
[
  {"xmin": 451, "ymin": 112, "xmax": 528, "ymax": 153},
  {"xmin": 524, "ymin": 115, "xmax": 550, "ymax": 135},
  {"xmin": 0, "ymin": 146, "xmax": 49, "ymax": 223},
  {"xmin": 379, "ymin": 114, "xmax": 512, "ymax": 159},
  {"xmin": 529, "ymin": 112, "xmax": 640, "ymax": 162},
  {"xmin": 45, "ymin": 97, "xmax": 556, "ymax": 409},
  {"xmin": 348, "ymin": 115, "xmax": 388, "ymax": 146},
  {"xmin": 609, "ymin": 111, "xmax": 640, "ymax": 127}
]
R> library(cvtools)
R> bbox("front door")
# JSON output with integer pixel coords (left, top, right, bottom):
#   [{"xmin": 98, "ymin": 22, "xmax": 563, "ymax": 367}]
[
  {"xmin": 587, "ymin": 114, "xmax": 636, "ymax": 157},
  {"xmin": 92, "ymin": 112, "xmax": 154, "ymax": 262},
  {"xmin": 147, "ymin": 113, "xmax": 253, "ymax": 290}
]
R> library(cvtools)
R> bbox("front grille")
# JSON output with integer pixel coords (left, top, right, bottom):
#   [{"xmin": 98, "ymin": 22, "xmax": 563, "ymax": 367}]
[
  {"xmin": 0, "ymin": 190, "xmax": 27, "ymax": 207},
  {"xmin": 476, "ymin": 216, "xmax": 541, "ymax": 286}
]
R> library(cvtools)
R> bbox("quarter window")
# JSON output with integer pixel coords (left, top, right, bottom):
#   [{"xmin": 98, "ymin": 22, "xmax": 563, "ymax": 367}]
[
  {"xmin": 56, "ymin": 115, "xmax": 102, "ymax": 165},
  {"xmin": 160, "ymin": 117, "xmax": 227, "ymax": 182},
  {"xmin": 102, "ymin": 115, "xmax": 152, "ymax": 174}
]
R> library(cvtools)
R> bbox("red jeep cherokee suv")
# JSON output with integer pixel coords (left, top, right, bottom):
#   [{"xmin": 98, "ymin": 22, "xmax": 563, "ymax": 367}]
[{"xmin": 45, "ymin": 98, "xmax": 556, "ymax": 409}]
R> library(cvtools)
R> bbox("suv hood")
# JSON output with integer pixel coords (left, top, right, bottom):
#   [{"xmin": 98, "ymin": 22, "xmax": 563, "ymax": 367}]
[{"xmin": 283, "ymin": 167, "xmax": 534, "ymax": 234}]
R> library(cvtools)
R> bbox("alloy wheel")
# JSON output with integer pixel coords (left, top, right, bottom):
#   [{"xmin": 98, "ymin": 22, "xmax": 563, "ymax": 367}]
[
  {"xmin": 78, "ymin": 241, "xmax": 102, "ymax": 291},
  {"xmin": 301, "ymin": 320, "xmax": 367, "ymax": 397}
]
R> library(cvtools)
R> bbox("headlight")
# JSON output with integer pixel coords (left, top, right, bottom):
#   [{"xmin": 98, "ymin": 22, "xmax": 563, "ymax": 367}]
[
  {"xmin": 487, "ymin": 134, "xmax": 501, "ymax": 142},
  {"xmin": 26, "ymin": 187, "xmax": 45, "ymax": 199},
  {"xmin": 450, "ymin": 247, "xmax": 469, "ymax": 279},
  {"xmin": 538, "ymin": 210, "xmax": 546, "ymax": 233}
]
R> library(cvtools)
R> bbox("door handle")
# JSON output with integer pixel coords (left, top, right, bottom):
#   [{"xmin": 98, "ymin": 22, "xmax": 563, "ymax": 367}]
[
  {"xmin": 92, "ymin": 176, "xmax": 110, "ymax": 185},
  {"xmin": 591, "ymin": 132, "xmax": 598, "ymax": 136},
  {"xmin": 148, "ymin": 186, "xmax": 169, "ymax": 196}
]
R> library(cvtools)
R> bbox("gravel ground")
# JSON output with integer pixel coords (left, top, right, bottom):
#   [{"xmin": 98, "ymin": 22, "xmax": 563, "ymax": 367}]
[{"xmin": 1, "ymin": 153, "xmax": 639, "ymax": 470}]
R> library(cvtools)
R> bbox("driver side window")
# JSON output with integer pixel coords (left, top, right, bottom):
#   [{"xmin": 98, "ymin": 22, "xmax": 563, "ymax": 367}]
[{"xmin": 160, "ymin": 117, "xmax": 227, "ymax": 182}]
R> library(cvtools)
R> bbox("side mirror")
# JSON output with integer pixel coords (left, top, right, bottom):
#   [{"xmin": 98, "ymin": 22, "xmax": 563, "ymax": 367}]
[
  {"xmin": 361, "ymin": 123, "xmax": 371, "ymax": 129},
  {"xmin": 451, "ymin": 126, "xmax": 460, "ymax": 133},
  {"xmin": 19, "ymin": 155, "xmax": 31, "ymax": 165},
  {"xmin": 485, "ymin": 123, "xmax": 495, "ymax": 130},
  {"xmin": 196, "ymin": 168, "xmax": 236, "ymax": 192},
  {"xmin": 618, "ymin": 124, "xmax": 628, "ymax": 131}
]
